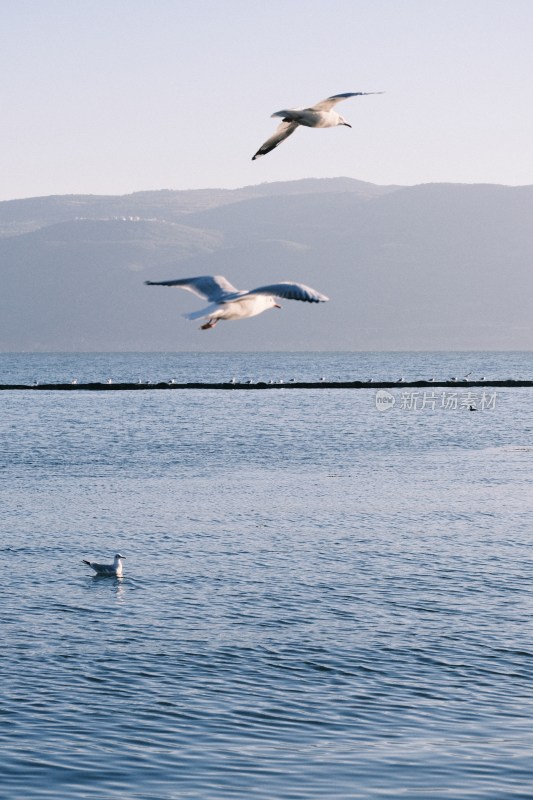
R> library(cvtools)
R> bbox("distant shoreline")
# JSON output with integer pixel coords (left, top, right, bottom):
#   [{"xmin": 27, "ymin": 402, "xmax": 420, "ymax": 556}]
[{"xmin": 1, "ymin": 380, "xmax": 531, "ymax": 391}]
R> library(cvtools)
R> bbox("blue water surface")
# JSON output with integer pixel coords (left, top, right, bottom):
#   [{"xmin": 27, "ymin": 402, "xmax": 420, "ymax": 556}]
[{"xmin": 1, "ymin": 352, "xmax": 532, "ymax": 799}]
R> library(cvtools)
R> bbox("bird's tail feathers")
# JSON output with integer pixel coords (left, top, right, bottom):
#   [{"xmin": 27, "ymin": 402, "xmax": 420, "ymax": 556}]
[
  {"xmin": 183, "ymin": 303, "xmax": 219, "ymax": 321},
  {"xmin": 271, "ymin": 110, "xmax": 299, "ymax": 120}
]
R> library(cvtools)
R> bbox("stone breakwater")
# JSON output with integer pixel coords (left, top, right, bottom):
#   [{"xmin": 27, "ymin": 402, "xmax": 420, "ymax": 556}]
[{"xmin": 1, "ymin": 381, "xmax": 532, "ymax": 391}]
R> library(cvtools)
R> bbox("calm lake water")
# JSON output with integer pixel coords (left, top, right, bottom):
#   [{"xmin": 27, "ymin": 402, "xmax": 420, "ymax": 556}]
[{"xmin": 1, "ymin": 352, "xmax": 532, "ymax": 799}]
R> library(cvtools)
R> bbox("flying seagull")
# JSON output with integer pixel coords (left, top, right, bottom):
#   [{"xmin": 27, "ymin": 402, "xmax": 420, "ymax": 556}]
[
  {"xmin": 83, "ymin": 553, "xmax": 125, "ymax": 577},
  {"xmin": 252, "ymin": 91, "xmax": 383, "ymax": 160},
  {"xmin": 145, "ymin": 275, "xmax": 328, "ymax": 330}
]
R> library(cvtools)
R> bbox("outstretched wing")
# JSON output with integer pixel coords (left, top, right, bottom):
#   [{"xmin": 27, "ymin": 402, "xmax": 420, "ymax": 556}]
[
  {"xmin": 246, "ymin": 282, "xmax": 329, "ymax": 303},
  {"xmin": 252, "ymin": 120, "xmax": 298, "ymax": 160},
  {"xmin": 310, "ymin": 92, "xmax": 384, "ymax": 112},
  {"xmin": 144, "ymin": 275, "xmax": 239, "ymax": 302}
]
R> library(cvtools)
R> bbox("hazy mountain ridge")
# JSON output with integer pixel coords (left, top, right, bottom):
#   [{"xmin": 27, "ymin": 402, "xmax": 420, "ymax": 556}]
[
  {"xmin": 0, "ymin": 179, "xmax": 532, "ymax": 351},
  {"xmin": 0, "ymin": 178, "xmax": 396, "ymax": 238}
]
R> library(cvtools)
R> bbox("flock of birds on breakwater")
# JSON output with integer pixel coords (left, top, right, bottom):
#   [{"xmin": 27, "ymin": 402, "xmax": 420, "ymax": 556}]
[{"xmin": 58, "ymin": 374, "xmax": 495, "ymax": 386}]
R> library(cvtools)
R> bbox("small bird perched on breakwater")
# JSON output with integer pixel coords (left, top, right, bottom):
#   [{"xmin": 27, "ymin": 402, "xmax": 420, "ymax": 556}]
[
  {"xmin": 145, "ymin": 275, "xmax": 328, "ymax": 330},
  {"xmin": 82, "ymin": 553, "xmax": 125, "ymax": 577}
]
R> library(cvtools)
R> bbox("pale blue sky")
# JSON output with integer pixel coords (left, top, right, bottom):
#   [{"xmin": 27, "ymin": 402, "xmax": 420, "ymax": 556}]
[{"xmin": 2, "ymin": 0, "xmax": 533, "ymax": 200}]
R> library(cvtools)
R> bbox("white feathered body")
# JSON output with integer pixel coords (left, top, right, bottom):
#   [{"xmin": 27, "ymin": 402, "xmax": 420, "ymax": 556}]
[
  {"xmin": 187, "ymin": 294, "xmax": 278, "ymax": 323},
  {"xmin": 83, "ymin": 554, "xmax": 124, "ymax": 577}
]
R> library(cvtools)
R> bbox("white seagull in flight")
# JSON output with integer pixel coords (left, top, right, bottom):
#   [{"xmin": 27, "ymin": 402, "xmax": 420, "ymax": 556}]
[
  {"xmin": 145, "ymin": 275, "xmax": 329, "ymax": 330},
  {"xmin": 252, "ymin": 91, "xmax": 383, "ymax": 160},
  {"xmin": 83, "ymin": 553, "xmax": 125, "ymax": 577}
]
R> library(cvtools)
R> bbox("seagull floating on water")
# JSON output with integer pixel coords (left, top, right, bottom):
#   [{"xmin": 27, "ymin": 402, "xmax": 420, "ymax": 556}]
[
  {"xmin": 252, "ymin": 91, "xmax": 383, "ymax": 160},
  {"xmin": 145, "ymin": 275, "xmax": 328, "ymax": 330},
  {"xmin": 83, "ymin": 553, "xmax": 125, "ymax": 577}
]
